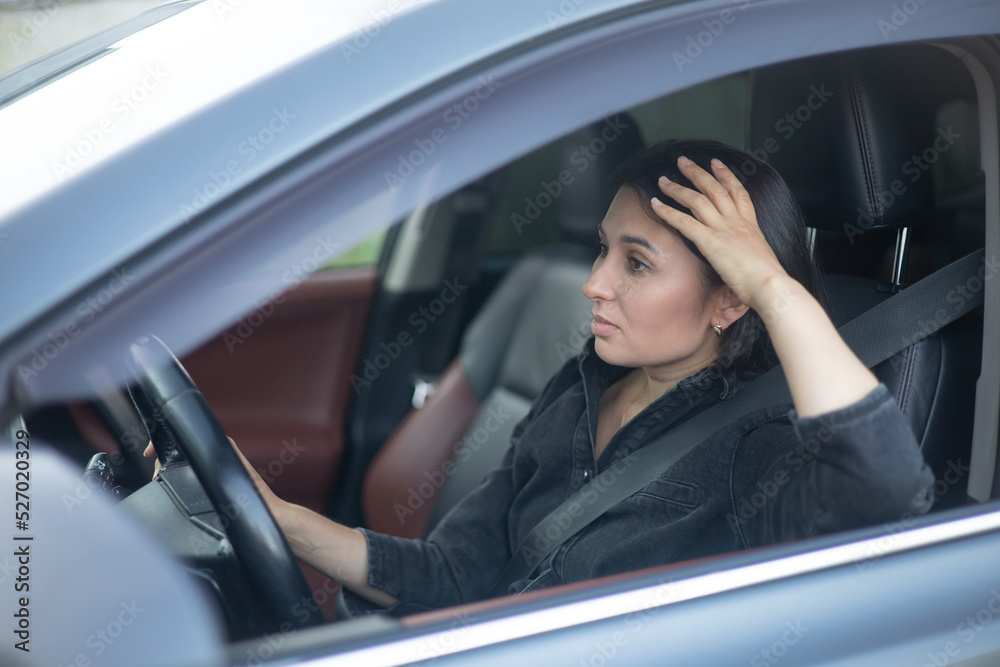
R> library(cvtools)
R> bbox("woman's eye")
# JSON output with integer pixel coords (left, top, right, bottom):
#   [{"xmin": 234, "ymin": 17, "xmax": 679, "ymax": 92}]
[
  {"xmin": 596, "ymin": 241, "xmax": 608, "ymax": 257},
  {"xmin": 628, "ymin": 257, "xmax": 647, "ymax": 272}
]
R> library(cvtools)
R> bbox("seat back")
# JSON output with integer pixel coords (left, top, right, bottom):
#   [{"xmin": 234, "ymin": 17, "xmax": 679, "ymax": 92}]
[
  {"xmin": 748, "ymin": 45, "xmax": 984, "ymax": 509},
  {"xmin": 362, "ymin": 116, "xmax": 644, "ymax": 538}
]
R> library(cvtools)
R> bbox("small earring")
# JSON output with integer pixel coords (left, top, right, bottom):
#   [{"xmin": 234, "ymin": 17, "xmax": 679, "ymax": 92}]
[{"xmin": 712, "ymin": 324, "xmax": 723, "ymax": 337}]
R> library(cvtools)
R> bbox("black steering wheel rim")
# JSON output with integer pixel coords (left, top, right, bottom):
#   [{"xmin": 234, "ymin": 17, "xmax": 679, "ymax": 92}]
[{"xmin": 126, "ymin": 334, "xmax": 321, "ymax": 630}]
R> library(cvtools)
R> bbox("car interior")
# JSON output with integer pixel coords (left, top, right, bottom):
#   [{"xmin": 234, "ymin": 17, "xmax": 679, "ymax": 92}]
[{"xmin": 20, "ymin": 39, "xmax": 988, "ymax": 640}]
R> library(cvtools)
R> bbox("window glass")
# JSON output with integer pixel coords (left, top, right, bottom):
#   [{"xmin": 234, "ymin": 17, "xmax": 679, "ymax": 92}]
[
  {"xmin": 323, "ymin": 228, "xmax": 388, "ymax": 269},
  {"xmin": 630, "ymin": 73, "xmax": 747, "ymax": 146},
  {"xmin": 482, "ymin": 73, "xmax": 748, "ymax": 258}
]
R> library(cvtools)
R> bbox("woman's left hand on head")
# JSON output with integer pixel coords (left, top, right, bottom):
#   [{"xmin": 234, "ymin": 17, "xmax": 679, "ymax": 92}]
[{"xmin": 651, "ymin": 156, "xmax": 789, "ymax": 311}]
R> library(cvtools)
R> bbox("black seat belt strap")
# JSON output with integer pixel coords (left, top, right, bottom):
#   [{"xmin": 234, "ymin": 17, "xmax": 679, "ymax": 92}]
[{"xmin": 488, "ymin": 248, "xmax": 986, "ymax": 597}]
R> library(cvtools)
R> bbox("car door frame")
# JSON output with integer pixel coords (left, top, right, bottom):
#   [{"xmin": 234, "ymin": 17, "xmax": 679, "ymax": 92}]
[{"xmin": 4, "ymin": 0, "xmax": 1000, "ymax": 664}]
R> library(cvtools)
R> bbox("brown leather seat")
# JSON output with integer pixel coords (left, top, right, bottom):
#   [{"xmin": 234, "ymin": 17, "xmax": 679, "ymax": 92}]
[{"xmin": 361, "ymin": 114, "xmax": 645, "ymax": 538}]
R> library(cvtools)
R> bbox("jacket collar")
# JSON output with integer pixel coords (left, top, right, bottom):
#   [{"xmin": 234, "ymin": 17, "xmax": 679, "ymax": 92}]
[
  {"xmin": 576, "ymin": 335, "xmax": 749, "ymax": 408},
  {"xmin": 575, "ymin": 335, "xmax": 757, "ymax": 461}
]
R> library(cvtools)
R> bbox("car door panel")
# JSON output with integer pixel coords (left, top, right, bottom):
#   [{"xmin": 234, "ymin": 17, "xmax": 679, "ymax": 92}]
[{"xmin": 180, "ymin": 268, "xmax": 375, "ymax": 513}]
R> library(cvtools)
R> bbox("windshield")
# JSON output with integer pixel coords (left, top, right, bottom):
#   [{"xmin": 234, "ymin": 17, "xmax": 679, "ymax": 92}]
[{"xmin": 0, "ymin": 1, "xmax": 201, "ymax": 108}]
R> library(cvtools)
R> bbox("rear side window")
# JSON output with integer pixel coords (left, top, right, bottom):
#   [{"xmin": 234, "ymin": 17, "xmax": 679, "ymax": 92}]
[
  {"xmin": 324, "ymin": 228, "xmax": 388, "ymax": 269},
  {"xmin": 482, "ymin": 73, "xmax": 748, "ymax": 258}
]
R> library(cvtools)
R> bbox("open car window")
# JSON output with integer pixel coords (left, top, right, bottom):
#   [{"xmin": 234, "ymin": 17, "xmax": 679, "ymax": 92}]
[{"xmin": 2, "ymin": 1, "xmax": 999, "ymax": 665}]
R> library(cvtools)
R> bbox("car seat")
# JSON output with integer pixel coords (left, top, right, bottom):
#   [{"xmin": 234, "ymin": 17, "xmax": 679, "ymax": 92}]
[
  {"xmin": 360, "ymin": 115, "xmax": 645, "ymax": 539},
  {"xmin": 747, "ymin": 45, "xmax": 984, "ymax": 509}
]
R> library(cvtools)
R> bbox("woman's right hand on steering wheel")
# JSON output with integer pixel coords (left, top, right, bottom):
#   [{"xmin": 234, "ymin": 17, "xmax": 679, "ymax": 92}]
[
  {"xmin": 142, "ymin": 436, "xmax": 292, "ymax": 525},
  {"xmin": 224, "ymin": 437, "xmax": 287, "ymax": 517},
  {"xmin": 143, "ymin": 437, "xmax": 285, "ymax": 519},
  {"xmin": 142, "ymin": 441, "xmax": 163, "ymax": 480}
]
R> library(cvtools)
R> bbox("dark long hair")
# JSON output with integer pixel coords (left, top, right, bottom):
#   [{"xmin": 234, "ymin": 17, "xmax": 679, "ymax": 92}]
[{"xmin": 610, "ymin": 138, "xmax": 826, "ymax": 374}]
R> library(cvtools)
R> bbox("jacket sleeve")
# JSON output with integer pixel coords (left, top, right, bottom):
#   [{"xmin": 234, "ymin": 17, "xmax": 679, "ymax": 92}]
[
  {"xmin": 341, "ymin": 353, "xmax": 581, "ymax": 616},
  {"xmin": 729, "ymin": 383, "xmax": 936, "ymax": 549},
  {"xmin": 341, "ymin": 443, "xmax": 518, "ymax": 616}
]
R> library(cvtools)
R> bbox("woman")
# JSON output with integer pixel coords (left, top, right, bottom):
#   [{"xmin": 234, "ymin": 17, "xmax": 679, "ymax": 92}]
[{"xmin": 151, "ymin": 139, "xmax": 935, "ymax": 615}]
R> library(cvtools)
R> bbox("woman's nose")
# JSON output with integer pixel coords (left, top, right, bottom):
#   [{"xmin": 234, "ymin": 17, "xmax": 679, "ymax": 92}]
[{"xmin": 583, "ymin": 259, "xmax": 613, "ymax": 302}]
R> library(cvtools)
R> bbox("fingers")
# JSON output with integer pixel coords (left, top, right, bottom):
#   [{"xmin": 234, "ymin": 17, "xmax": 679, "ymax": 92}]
[
  {"xmin": 227, "ymin": 436, "xmax": 245, "ymax": 458},
  {"xmin": 656, "ymin": 156, "xmax": 760, "ymax": 231},
  {"xmin": 651, "ymin": 196, "xmax": 710, "ymax": 247},
  {"xmin": 227, "ymin": 436, "xmax": 273, "ymax": 499},
  {"xmin": 143, "ymin": 441, "xmax": 162, "ymax": 479},
  {"xmin": 660, "ymin": 156, "xmax": 738, "ymax": 222},
  {"xmin": 708, "ymin": 158, "xmax": 758, "ymax": 224},
  {"xmin": 227, "ymin": 436, "xmax": 252, "ymax": 469}
]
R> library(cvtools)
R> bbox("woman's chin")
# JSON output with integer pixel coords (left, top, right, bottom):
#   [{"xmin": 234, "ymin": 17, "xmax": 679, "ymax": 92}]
[{"xmin": 593, "ymin": 338, "xmax": 633, "ymax": 368}]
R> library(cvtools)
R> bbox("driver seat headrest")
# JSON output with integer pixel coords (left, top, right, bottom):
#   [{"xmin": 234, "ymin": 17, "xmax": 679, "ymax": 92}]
[
  {"xmin": 746, "ymin": 46, "xmax": 970, "ymax": 233},
  {"xmin": 551, "ymin": 112, "xmax": 645, "ymax": 245}
]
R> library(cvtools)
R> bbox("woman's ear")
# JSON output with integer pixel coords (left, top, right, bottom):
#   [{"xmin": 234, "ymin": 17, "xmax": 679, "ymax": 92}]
[{"xmin": 713, "ymin": 286, "xmax": 750, "ymax": 329}]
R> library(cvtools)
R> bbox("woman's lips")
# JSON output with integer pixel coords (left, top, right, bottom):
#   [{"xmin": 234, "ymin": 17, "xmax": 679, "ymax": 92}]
[{"xmin": 591, "ymin": 314, "xmax": 619, "ymax": 337}]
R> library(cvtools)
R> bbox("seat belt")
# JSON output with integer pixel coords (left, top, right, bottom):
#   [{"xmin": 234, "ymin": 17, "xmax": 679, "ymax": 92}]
[{"xmin": 488, "ymin": 248, "xmax": 987, "ymax": 598}]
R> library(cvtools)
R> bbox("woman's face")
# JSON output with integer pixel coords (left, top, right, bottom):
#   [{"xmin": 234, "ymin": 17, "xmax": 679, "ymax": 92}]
[{"xmin": 583, "ymin": 187, "xmax": 730, "ymax": 379}]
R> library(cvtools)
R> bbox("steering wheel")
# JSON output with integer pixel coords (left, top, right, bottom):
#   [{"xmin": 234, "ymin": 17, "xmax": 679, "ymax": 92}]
[{"xmin": 125, "ymin": 334, "xmax": 321, "ymax": 630}]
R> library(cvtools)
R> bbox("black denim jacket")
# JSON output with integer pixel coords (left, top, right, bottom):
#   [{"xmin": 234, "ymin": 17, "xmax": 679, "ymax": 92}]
[{"xmin": 343, "ymin": 336, "xmax": 935, "ymax": 616}]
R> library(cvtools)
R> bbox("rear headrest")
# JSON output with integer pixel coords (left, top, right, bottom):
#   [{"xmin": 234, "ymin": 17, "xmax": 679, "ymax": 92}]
[
  {"xmin": 747, "ymin": 46, "xmax": 971, "ymax": 233},
  {"xmin": 552, "ymin": 113, "xmax": 645, "ymax": 244}
]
